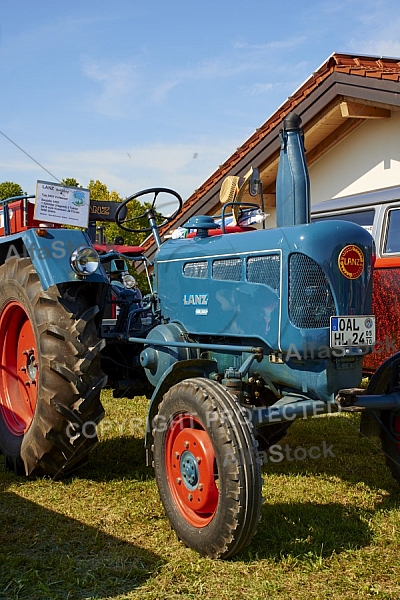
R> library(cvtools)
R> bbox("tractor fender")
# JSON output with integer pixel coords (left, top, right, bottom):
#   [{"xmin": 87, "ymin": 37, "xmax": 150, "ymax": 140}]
[
  {"xmin": 145, "ymin": 358, "xmax": 218, "ymax": 464},
  {"xmin": 3, "ymin": 229, "xmax": 109, "ymax": 290}
]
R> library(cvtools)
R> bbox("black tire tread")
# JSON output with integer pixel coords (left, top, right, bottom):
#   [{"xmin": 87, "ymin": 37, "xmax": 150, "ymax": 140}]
[
  {"xmin": 366, "ymin": 353, "xmax": 400, "ymax": 484},
  {"xmin": 0, "ymin": 257, "xmax": 106, "ymax": 478},
  {"xmin": 153, "ymin": 377, "xmax": 262, "ymax": 559},
  {"xmin": 380, "ymin": 411, "xmax": 400, "ymax": 484}
]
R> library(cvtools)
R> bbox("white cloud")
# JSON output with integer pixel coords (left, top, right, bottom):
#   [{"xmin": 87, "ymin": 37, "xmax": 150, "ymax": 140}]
[
  {"xmin": 0, "ymin": 138, "xmax": 241, "ymax": 200},
  {"xmin": 174, "ymin": 56, "xmax": 258, "ymax": 81},
  {"xmin": 81, "ymin": 55, "xmax": 139, "ymax": 117},
  {"xmin": 356, "ymin": 39, "xmax": 400, "ymax": 58},
  {"xmin": 79, "ymin": 32, "xmax": 308, "ymax": 113},
  {"xmin": 346, "ymin": 7, "xmax": 400, "ymax": 58},
  {"xmin": 152, "ymin": 80, "xmax": 179, "ymax": 102},
  {"xmin": 173, "ymin": 37, "xmax": 306, "ymax": 83},
  {"xmin": 233, "ymin": 37, "xmax": 307, "ymax": 51},
  {"xmin": 246, "ymin": 82, "xmax": 281, "ymax": 96}
]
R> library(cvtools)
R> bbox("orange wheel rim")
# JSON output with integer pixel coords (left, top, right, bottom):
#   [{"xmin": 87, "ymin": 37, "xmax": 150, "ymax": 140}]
[
  {"xmin": 0, "ymin": 301, "xmax": 38, "ymax": 435},
  {"xmin": 165, "ymin": 413, "xmax": 219, "ymax": 527}
]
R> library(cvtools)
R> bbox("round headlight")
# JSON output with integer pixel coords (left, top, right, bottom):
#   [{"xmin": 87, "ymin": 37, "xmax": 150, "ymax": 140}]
[
  {"xmin": 122, "ymin": 273, "xmax": 137, "ymax": 289},
  {"xmin": 70, "ymin": 246, "xmax": 99, "ymax": 277}
]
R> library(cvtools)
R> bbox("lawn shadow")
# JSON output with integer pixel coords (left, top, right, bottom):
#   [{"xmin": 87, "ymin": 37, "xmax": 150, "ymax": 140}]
[
  {"xmin": 79, "ymin": 434, "xmax": 154, "ymax": 483},
  {"xmin": 260, "ymin": 414, "xmax": 400, "ymax": 494},
  {"xmin": 0, "ymin": 491, "xmax": 161, "ymax": 599},
  {"xmin": 244, "ymin": 500, "xmax": 373, "ymax": 563}
]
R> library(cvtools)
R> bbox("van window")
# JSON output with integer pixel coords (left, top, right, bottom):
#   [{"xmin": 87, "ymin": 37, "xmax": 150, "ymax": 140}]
[
  {"xmin": 384, "ymin": 209, "xmax": 400, "ymax": 254},
  {"xmin": 312, "ymin": 209, "xmax": 375, "ymax": 233}
]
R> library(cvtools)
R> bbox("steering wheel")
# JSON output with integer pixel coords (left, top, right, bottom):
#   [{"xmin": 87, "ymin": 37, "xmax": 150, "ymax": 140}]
[{"xmin": 115, "ymin": 187, "xmax": 183, "ymax": 233}]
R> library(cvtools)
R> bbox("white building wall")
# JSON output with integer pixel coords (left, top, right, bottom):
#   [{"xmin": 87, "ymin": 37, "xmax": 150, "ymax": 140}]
[{"xmin": 308, "ymin": 110, "xmax": 400, "ymax": 204}]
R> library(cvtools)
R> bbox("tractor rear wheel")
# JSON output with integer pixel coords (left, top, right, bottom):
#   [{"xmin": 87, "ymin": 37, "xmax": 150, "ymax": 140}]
[
  {"xmin": 0, "ymin": 257, "xmax": 106, "ymax": 477},
  {"xmin": 380, "ymin": 410, "xmax": 400, "ymax": 484},
  {"xmin": 366, "ymin": 352, "xmax": 400, "ymax": 484},
  {"xmin": 152, "ymin": 378, "xmax": 262, "ymax": 558}
]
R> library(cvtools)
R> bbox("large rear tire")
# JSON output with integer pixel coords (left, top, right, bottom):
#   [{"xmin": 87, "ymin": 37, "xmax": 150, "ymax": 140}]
[
  {"xmin": 366, "ymin": 352, "xmax": 400, "ymax": 484},
  {"xmin": 0, "ymin": 257, "xmax": 106, "ymax": 477},
  {"xmin": 152, "ymin": 378, "xmax": 262, "ymax": 559},
  {"xmin": 380, "ymin": 410, "xmax": 400, "ymax": 483}
]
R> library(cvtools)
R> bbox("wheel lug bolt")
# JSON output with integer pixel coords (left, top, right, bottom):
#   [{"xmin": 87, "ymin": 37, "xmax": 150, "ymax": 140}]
[
  {"xmin": 188, "ymin": 494, "xmax": 193, "ymax": 501},
  {"xmin": 196, "ymin": 457, "xmax": 201, "ymax": 464},
  {"xmin": 174, "ymin": 452, "xmax": 180, "ymax": 459},
  {"xmin": 198, "ymin": 483, "xmax": 203, "ymax": 491},
  {"xmin": 20, "ymin": 367, "xmax": 26, "ymax": 372},
  {"xmin": 24, "ymin": 381, "xmax": 30, "ymax": 387},
  {"xmin": 176, "ymin": 478, "xmax": 182, "ymax": 485},
  {"xmin": 184, "ymin": 441, "xmax": 189, "ymax": 449}
]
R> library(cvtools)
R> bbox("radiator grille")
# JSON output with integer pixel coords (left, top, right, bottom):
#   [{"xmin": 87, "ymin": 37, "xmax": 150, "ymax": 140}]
[
  {"xmin": 183, "ymin": 261, "xmax": 208, "ymax": 278},
  {"xmin": 212, "ymin": 258, "xmax": 242, "ymax": 281},
  {"xmin": 289, "ymin": 253, "xmax": 335, "ymax": 328},
  {"xmin": 246, "ymin": 254, "xmax": 280, "ymax": 293}
]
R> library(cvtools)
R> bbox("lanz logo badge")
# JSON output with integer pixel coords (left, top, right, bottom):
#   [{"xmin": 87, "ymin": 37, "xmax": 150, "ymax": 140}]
[
  {"xmin": 338, "ymin": 245, "xmax": 364, "ymax": 279},
  {"xmin": 183, "ymin": 294, "xmax": 209, "ymax": 306}
]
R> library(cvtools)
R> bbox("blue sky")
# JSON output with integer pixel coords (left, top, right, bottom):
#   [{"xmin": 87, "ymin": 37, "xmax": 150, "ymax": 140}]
[{"xmin": 1, "ymin": 0, "xmax": 400, "ymax": 200}]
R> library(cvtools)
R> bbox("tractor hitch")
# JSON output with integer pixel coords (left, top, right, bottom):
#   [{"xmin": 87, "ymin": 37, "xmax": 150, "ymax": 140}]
[{"xmin": 336, "ymin": 388, "xmax": 400, "ymax": 411}]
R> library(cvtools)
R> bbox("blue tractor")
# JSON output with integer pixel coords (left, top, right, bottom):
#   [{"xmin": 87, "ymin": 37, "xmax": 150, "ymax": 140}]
[{"xmin": 0, "ymin": 112, "xmax": 398, "ymax": 558}]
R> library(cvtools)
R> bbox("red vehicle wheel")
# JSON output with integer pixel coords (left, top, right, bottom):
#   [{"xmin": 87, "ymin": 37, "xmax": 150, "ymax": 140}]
[
  {"xmin": 0, "ymin": 257, "xmax": 106, "ymax": 477},
  {"xmin": 164, "ymin": 413, "xmax": 219, "ymax": 527},
  {"xmin": 153, "ymin": 378, "xmax": 262, "ymax": 558},
  {"xmin": 0, "ymin": 300, "xmax": 38, "ymax": 436}
]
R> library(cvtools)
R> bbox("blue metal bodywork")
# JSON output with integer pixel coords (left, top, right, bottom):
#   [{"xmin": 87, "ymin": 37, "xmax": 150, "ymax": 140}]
[
  {"xmin": 3, "ymin": 228, "xmax": 108, "ymax": 289},
  {"xmin": 139, "ymin": 113, "xmax": 377, "ymax": 441},
  {"xmin": 276, "ymin": 113, "xmax": 310, "ymax": 228},
  {"xmin": 154, "ymin": 221, "xmax": 373, "ymax": 352},
  {"xmin": 150, "ymin": 219, "xmax": 373, "ymax": 404}
]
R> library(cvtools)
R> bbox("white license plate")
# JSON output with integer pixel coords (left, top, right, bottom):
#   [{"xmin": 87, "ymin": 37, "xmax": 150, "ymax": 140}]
[{"xmin": 330, "ymin": 316, "xmax": 375, "ymax": 348}]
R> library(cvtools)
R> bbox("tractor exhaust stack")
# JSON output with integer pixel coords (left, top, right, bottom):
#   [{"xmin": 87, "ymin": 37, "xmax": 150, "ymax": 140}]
[{"xmin": 276, "ymin": 112, "xmax": 310, "ymax": 227}]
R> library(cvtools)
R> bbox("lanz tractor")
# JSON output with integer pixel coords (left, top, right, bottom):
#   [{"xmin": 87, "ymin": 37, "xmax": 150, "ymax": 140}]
[{"xmin": 1, "ymin": 112, "xmax": 400, "ymax": 559}]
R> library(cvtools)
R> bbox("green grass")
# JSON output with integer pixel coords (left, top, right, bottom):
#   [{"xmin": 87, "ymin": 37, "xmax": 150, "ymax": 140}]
[{"xmin": 1, "ymin": 392, "xmax": 400, "ymax": 600}]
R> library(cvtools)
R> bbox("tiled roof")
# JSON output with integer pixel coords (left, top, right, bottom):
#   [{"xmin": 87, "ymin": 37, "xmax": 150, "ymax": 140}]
[{"xmin": 144, "ymin": 53, "xmax": 400, "ymax": 249}]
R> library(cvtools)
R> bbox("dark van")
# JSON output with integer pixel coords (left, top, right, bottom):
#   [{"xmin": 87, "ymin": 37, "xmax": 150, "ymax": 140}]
[{"xmin": 312, "ymin": 186, "xmax": 400, "ymax": 373}]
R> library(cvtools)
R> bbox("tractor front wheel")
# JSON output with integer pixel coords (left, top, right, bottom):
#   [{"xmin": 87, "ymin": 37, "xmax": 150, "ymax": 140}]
[
  {"xmin": 152, "ymin": 378, "xmax": 262, "ymax": 558},
  {"xmin": 0, "ymin": 257, "xmax": 106, "ymax": 477}
]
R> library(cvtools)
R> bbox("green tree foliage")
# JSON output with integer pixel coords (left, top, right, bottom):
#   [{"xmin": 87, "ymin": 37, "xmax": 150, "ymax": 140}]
[
  {"xmin": 60, "ymin": 178, "xmax": 156, "ymax": 292},
  {"xmin": 88, "ymin": 179, "xmax": 153, "ymax": 293},
  {"xmin": 0, "ymin": 181, "xmax": 24, "ymax": 201},
  {"xmin": 61, "ymin": 177, "xmax": 81, "ymax": 188},
  {"xmin": 87, "ymin": 179, "xmax": 152, "ymax": 247}
]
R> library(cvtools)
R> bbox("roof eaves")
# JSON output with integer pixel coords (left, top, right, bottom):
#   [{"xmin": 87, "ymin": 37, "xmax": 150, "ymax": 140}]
[{"xmin": 143, "ymin": 52, "xmax": 400, "ymax": 253}]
